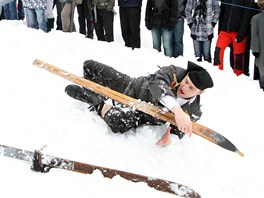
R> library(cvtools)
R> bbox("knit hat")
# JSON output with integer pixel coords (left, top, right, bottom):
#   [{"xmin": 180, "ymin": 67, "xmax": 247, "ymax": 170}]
[
  {"xmin": 257, "ymin": 0, "xmax": 264, "ymax": 10},
  {"xmin": 187, "ymin": 61, "xmax": 214, "ymax": 90}
]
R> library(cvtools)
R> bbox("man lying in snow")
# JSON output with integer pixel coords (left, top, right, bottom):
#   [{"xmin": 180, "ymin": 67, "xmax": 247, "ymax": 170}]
[{"xmin": 65, "ymin": 60, "xmax": 214, "ymax": 146}]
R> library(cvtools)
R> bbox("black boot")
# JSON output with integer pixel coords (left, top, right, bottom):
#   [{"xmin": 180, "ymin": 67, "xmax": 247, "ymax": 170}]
[
  {"xmin": 65, "ymin": 85, "xmax": 106, "ymax": 110},
  {"xmin": 46, "ymin": 18, "xmax": 54, "ymax": 32}
]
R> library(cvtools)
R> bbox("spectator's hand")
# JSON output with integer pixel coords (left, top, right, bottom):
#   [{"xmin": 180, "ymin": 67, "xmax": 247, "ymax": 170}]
[
  {"xmin": 235, "ymin": 36, "xmax": 243, "ymax": 43},
  {"xmin": 171, "ymin": 106, "xmax": 192, "ymax": 137},
  {"xmin": 145, "ymin": 22, "xmax": 152, "ymax": 30},
  {"xmin": 253, "ymin": 52, "xmax": 259, "ymax": 58},
  {"xmin": 156, "ymin": 127, "xmax": 171, "ymax": 146},
  {"xmin": 212, "ymin": 22, "xmax": 216, "ymax": 27},
  {"xmin": 188, "ymin": 23, "xmax": 193, "ymax": 29}
]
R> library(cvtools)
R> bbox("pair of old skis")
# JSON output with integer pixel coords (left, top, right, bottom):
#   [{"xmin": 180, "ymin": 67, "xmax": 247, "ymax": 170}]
[{"xmin": 0, "ymin": 59, "xmax": 244, "ymax": 197}]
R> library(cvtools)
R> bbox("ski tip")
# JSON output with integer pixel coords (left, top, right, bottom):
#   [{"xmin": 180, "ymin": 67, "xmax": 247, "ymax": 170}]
[{"xmin": 237, "ymin": 150, "xmax": 244, "ymax": 157}]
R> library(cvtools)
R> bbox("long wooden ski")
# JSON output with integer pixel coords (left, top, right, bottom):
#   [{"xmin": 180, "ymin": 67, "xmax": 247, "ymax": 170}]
[
  {"xmin": 0, "ymin": 144, "xmax": 200, "ymax": 198},
  {"xmin": 32, "ymin": 59, "xmax": 244, "ymax": 157}
]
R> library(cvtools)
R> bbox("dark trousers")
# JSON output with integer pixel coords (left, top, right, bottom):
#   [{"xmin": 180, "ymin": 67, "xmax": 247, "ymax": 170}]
[
  {"xmin": 53, "ymin": 0, "xmax": 63, "ymax": 30},
  {"xmin": 94, "ymin": 9, "xmax": 114, "ymax": 42},
  {"xmin": 83, "ymin": 60, "xmax": 164, "ymax": 133},
  {"xmin": 77, "ymin": 0, "xmax": 94, "ymax": 38},
  {"xmin": 0, "ymin": 7, "xmax": 5, "ymax": 20},
  {"xmin": 119, "ymin": 6, "xmax": 141, "ymax": 49}
]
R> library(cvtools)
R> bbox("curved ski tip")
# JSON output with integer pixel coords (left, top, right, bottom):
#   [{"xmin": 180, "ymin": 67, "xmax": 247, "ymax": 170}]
[{"xmin": 236, "ymin": 150, "xmax": 244, "ymax": 157}]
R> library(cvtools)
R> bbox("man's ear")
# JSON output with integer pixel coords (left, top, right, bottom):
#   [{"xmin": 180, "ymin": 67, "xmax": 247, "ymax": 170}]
[{"xmin": 198, "ymin": 90, "xmax": 204, "ymax": 95}]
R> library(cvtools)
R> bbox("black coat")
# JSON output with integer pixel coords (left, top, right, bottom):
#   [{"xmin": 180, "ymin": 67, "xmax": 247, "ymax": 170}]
[
  {"xmin": 145, "ymin": 0, "xmax": 179, "ymax": 29},
  {"xmin": 218, "ymin": 0, "xmax": 255, "ymax": 38},
  {"xmin": 118, "ymin": 0, "xmax": 142, "ymax": 7}
]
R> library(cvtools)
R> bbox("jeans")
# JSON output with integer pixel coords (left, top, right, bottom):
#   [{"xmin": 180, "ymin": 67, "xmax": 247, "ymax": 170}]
[
  {"xmin": 193, "ymin": 39, "xmax": 212, "ymax": 62},
  {"xmin": 27, "ymin": 8, "xmax": 47, "ymax": 32},
  {"xmin": 151, "ymin": 27, "xmax": 173, "ymax": 57},
  {"xmin": 3, "ymin": 0, "xmax": 18, "ymax": 20},
  {"xmin": 172, "ymin": 18, "xmax": 184, "ymax": 58}
]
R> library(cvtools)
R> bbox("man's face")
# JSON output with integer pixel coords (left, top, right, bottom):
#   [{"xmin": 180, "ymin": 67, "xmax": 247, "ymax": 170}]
[{"xmin": 176, "ymin": 75, "xmax": 204, "ymax": 99}]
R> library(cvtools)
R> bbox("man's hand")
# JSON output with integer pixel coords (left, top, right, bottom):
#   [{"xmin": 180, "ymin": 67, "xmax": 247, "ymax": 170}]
[{"xmin": 171, "ymin": 106, "xmax": 192, "ymax": 137}]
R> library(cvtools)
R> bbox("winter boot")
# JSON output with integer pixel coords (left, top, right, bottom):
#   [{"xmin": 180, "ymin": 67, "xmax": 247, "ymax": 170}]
[
  {"xmin": 65, "ymin": 84, "xmax": 106, "ymax": 111},
  {"xmin": 46, "ymin": 18, "xmax": 55, "ymax": 32}
]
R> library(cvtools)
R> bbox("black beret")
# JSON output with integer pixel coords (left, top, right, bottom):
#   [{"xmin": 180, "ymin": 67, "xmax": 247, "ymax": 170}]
[{"xmin": 187, "ymin": 61, "xmax": 214, "ymax": 90}]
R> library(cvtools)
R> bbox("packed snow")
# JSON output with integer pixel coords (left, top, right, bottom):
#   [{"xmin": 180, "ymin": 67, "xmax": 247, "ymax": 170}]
[{"xmin": 1, "ymin": 8, "xmax": 264, "ymax": 198}]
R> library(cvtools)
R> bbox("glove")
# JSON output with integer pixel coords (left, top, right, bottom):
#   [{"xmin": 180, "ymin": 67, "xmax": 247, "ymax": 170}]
[
  {"xmin": 145, "ymin": 22, "xmax": 152, "ymax": 30},
  {"xmin": 188, "ymin": 23, "xmax": 193, "ymax": 29},
  {"xmin": 253, "ymin": 52, "xmax": 260, "ymax": 58},
  {"xmin": 235, "ymin": 36, "xmax": 243, "ymax": 43},
  {"xmin": 211, "ymin": 22, "xmax": 216, "ymax": 27},
  {"xmin": 170, "ymin": 125, "xmax": 185, "ymax": 139}
]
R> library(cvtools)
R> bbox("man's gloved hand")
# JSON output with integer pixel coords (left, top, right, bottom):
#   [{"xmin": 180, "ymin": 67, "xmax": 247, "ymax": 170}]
[
  {"xmin": 188, "ymin": 23, "xmax": 193, "ymax": 29},
  {"xmin": 235, "ymin": 36, "xmax": 243, "ymax": 43},
  {"xmin": 253, "ymin": 52, "xmax": 260, "ymax": 58}
]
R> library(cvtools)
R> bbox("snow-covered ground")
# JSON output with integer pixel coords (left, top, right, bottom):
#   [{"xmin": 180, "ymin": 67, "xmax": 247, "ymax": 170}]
[{"xmin": 1, "ymin": 7, "xmax": 264, "ymax": 198}]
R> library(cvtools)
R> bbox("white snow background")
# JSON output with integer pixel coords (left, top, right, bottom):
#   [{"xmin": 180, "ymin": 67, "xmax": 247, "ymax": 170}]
[{"xmin": 1, "ymin": 5, "xmax": 264, "ymax": 198}]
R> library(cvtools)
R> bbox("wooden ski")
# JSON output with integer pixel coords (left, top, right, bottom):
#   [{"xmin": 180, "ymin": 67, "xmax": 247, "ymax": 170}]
[
  {"xmin": 32, "ymin": 59, "xmax": 244, "ymax": 157},
  {"xmin": 0, "ymin": 144, "xmax": 200, "ymax": 198}
]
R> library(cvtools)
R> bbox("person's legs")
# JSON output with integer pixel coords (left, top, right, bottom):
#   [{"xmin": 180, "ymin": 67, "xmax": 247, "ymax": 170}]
[
  {"xmin": 27, "ymin": 9, "xmax": 39, "ymax": 29},
  {"xmin": 193, "ymin": 40, "xmax": 202, "ymax": 60},
  {"xmin": 101, "ymin": 9, "xmax": 114, "ymax": 42},
  {"xmin": 213, "ymin": 31, "xmax": 233, "ymax": 70},
  {"xmin": 257, "ymin": 66, "xmax": 264, "ymax": 90},
  {"xmin": 151, "ymin": 27, "xmax": 162, "ymax": 52},
  {"xmin": 173, "ymin": 18, "xmax": 184, "ymax": 58},
  {"xmin": 61, "ymin": 3, "xmax": 72, "ymax": 32},
  {"xmin": 119, "ymin": 7, "xmax": 130, "ymax": 47},
  {"xmin": 94, "ymin": 10, "xmax": 105, "ymax": 41},
  {"xmin": 125, "ymin": 6, "xmax": 141, "ymax": 49},
  {"xmin": 161, "ymin": 28, "xmax": 173, "ymax": 57},
  {"xmin": 83, "ymin": 60, "xmax": 132, "ymax": 93},
  {"xmin": 35, "ymin": 9, "xmax": 47, "ymax": 32},
  {"xmin": 77, "ymin": 3, "xmax": 86, "ymax": 35},
  {"xmin": 53, "ymin": 0, "xmax": 63, "ymax": 30},
  {"xmin": 232, "ymin": 36, "xmax": 247, "ymax": 76},
  {"xmin": 202, "ymin": 39, "xmax": 212, "ymax": 63}
]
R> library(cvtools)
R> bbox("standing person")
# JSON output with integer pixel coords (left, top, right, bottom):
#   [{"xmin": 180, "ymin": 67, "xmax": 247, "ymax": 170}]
[
  {"xmin": 185, "ymin": 0, "xmax": 220, "ymax": 62},
  {"xmin": 229, "ymin": 0, "xmax": 259, "ymax": 77},
  {"xmin": 251, "ymin": 0, "xmax": 264, "ymax": 91},
  {"xmin": 61, "ymin": 0, "xmax": 82, "ymax": 32},
  {"xmin": 65, "ymin": 60, "xmax": 214, "ymax": 145},
  {"xmin": 92, "ymin": 0, "xmax": 115, "ymax": 42},
  {"xmin": 118, "ymin": 0, "xmax": 142, "ymax": 49},
  {"xmin": 23, "ymin": 0, "xmax": 47, "ymax": 32},
  {"xmin": 172, "ymin": 0, "xmax": 186, "ymax": 58},
  {"xmin": 76, "ymin": 0, "xmax": 94, "ymax": 39},
  {"xmin": 213, "ymin": 0, "xmax": 255, "ymax": 76},
  {"xmin": 145, "ymin": 0, "xmax": 178, "ymax": 57}
]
